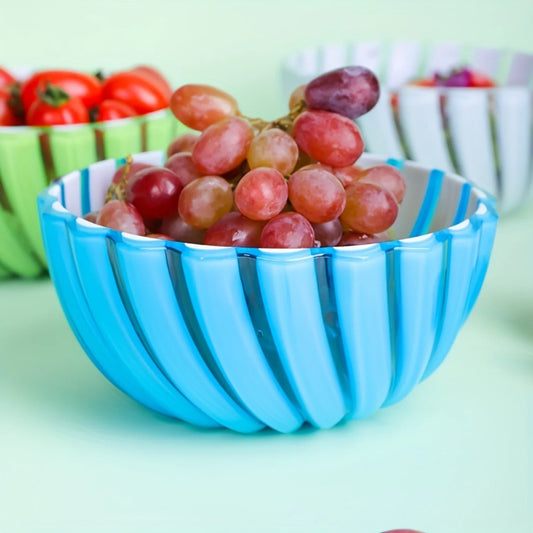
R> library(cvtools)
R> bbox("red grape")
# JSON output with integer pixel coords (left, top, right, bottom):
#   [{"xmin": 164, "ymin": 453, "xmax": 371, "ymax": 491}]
[
  {"xmin": 96, "ymin": 200, "xmax": 145, "ymax": 235},
  {"xmin": 288, "ymin": 167, "xmax": 346, "ymax": 223},
  {"xmin": 204, "ymin": 212, "xmax": 264, "ymax": 247},
  {"xmin": 292, "ymin": 110, "xmax": 364, "ymax": 167},
  {"xmin": 341, "ymin": 182, "xmax": 398, "ymax": 234},
  {"xmin": 260, "ymin": 212, "xmax": 315, "ymax": 248},
  {"xmin": 356, "ymin": 164, "xmax": 406, "ymax": 203},
  {"xmin": 170, "ymin": 84, "xmax": 238, "ymax": 131},
  {"xmin": 312, "ymin": 218, "xmax": 344, "ymax": 247},
  {"xmin": 247, "ymin": 128, "xmax": 299, "ymax": 175},
  {"xmin": 125, "ymin": 167, "xmax": 183, "ymax": 219},
  {"xmin": 338, "ymin": 231, "xmax": 384, "ymax": 246},
  {"xmin": 192, "ymin": 116, "xmax": 254, "ymax": 175},
  {"xmin": 234, "ymin": 167, "xmax": 288, "ymax": 220},
  {"xmin": 305, "ymin": 66, "xmax": 380, "ymax": 119},
  {"xmin": 111, "ymin": 161, "xmax": 152, "ymax": 185},
  {"xmin": 167, "ymin": 133, "xmax": 199, "ymax": 157},
  {"xmin": 165, "ymin": 152, "xmax": 202, "ymax": 187},
  {"xmin": 178, "ymin": 176, "xmax": 233, "ymax": 229},
  {"xmin": 160, "ymin": 213, "xmax": 206, "ymax": 243}
]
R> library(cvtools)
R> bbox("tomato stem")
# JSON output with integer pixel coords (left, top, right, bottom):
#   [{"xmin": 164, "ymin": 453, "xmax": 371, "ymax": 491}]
[{"xmin": 37, "ymin": 82, "xmax": 71, "ymax": 108}]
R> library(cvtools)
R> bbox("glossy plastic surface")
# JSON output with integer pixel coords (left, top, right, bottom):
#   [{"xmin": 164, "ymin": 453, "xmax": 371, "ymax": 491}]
[
  {"xmin": 37, "ymin": 151, "xmax": 498, "ymax": 433},
  {"xmin": 281, "ymin": 41, "xmax": 533, "ymax": 215},
  {"xmin": 0, "ymin": 109, "xmax": 183, "ymax": 278}
]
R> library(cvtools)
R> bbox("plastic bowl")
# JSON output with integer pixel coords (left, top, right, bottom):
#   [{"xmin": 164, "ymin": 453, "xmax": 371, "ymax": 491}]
[
  {"xmin": 38, "ymin": 150, "xmax": 497, "ymax": 433},
  {"xmin": 0, "ymin": 68, "xmax": 184, "ymax": 279},
  {"xmin": 281, "ymin": 41, "xmax": 533, "ymax": 215}
]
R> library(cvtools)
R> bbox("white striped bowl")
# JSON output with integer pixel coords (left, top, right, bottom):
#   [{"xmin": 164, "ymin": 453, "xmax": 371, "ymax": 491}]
[
  {"xmin": 281, "ymin": 41, "xmax": 533, "ymax": 214},
  {"xmin": 37, "ymin": 150, "xmax": 497, "ymax": 433}
]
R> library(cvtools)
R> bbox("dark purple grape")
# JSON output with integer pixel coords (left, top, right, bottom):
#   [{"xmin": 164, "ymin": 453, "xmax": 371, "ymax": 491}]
[{"xmin": 305, "ymin": 66, "xmax": 380, "ymax": 119}]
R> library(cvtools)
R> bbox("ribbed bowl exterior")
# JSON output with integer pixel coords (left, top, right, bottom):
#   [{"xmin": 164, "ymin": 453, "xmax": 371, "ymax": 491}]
[
  {"xmin": 0, "ymin": 106, "xmax": 183, "ymax": 279},
  {"xmin": 281, "ymin": 41, "xmax": 533, "ymax": 215},
  {"xmin": 38, "ymin": 151, "xmax": 497, "ymax": 433}
]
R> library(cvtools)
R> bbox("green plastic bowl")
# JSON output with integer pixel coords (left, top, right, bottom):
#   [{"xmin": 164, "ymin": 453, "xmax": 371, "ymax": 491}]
[{"xmin": 0, "ymin": 109, "xmax": 185, "ymax": 278}]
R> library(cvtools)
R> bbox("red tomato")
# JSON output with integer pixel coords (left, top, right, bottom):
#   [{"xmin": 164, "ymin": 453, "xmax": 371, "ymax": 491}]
[
  {"xmin": 0, "ymin": 86, "xmax": 23, "ymax": 126},
  {"xmin": 96, "ymin": 99, "xmax": 138, "ymax": 122},
  {"xmin": 470, "ymin": 70, "xmax": 496, "ymax": 87},
  {"xmin": 21, "ymin": 70, "xmax": 102, "ymax": 112},
  {"xmin": 26, "ymin": 86, "xmax": 89, "ymax": 126},
  {"xmin": 101, "ymin": 71, "xmax": 170, "ymax": 115},
  {"xmin": 411, "ymin": 77, "xmax": 436, "ymax": 87},
  {"xmin": 0, "ymin": 67, "xmax": 16, "ymax": 88},
  {"xmin": 131, "ymin": 65, "xmax": 172, "ymax": 97}
]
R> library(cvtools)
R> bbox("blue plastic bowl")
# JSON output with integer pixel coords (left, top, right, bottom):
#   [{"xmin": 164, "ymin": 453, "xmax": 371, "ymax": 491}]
[{"xmin": 37, "ymin": 151, "xmax": 497, "ymax": 433}]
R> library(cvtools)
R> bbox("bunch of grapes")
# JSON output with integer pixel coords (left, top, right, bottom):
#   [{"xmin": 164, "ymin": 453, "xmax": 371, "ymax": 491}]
[{"xmin": 88, "ymin": 66, "xmax": 406, "ymax": 248}]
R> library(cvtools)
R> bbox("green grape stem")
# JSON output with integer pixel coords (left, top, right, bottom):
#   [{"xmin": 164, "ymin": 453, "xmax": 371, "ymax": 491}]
[
  {"xmin": 105, "ymin": 154, "xmax": 133, "ymax": 202},
  {"xmin": 240, "ymin": 99, "xmax": 307, "ymax": 134}
]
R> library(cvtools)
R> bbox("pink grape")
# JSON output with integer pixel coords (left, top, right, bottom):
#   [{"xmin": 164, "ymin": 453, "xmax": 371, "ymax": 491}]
[
  {"xmin": 125, "ymin": 167, "xmax": 183, "ymax": 219},
  {"xmin": 96, "ymin": 200, "xmax": 145, "ymax": 235},
  {"xmin": 288, "ymin": 167, "xmax": 346, "ymax": 223},
  {"xmin": 170, "ymin": 84, "xmax": 239, "ymax": 131},
  {"xmin": 247, "ymin": 128, "xmax": 299, "ymax": 175},
  {"xmin": 356, "ymin": 164, "xmax": 406, "ymax": 203},
  {"xmin": 234, "ymin": 167, "xmax": 288, "ymax": 220},
  {"xmin": 260, "ymin": 212, "xmax": 315, "ymax": 248},
  {"xmin": 178, "ymin": 176, "xmax": 233, "ymax": 229},
  {"xmin": 111, "ymin": 161, "xmax": 152, "ymax": 185},
  {"xmin": 146, "ymin": 233, "xmax": 174, "ymax": 241},
  {"xmin": 341, "ymin": 182, "xmax": 398, "ymax": 234},
  {"xmin": 204, "ymin": 212, "xmax": 264, "ymax": 247},
  {"xmin": 332, "ymin": 164, "xmax": 363, "ymax": 188},
  {"xmin": 338, "ymin": 231, "xmax": 384, "ymax": 246},
  {"xmin": 165, "ymin": 152, "xmax": 202, "ymax": 187},
  {"xmin": 293, "ymin": 149, "xmax": 316, "ymax": 171},
  {"xmin": 288, "ymin": 84, "xmax": 307, "ymax": 110},
  {"xmin": 84, "ymin": 211, "xmax": 99, "ymax": 223},
  {"xmin": 292, "ymin": 110, "xmax": 364, "ymax": 167},
  {"xmin": 305, "ymin": 66, "xmax": 380, "ymax": 119},
  {"xmin": 192, "ymin": 116, "xmax": 254, "ymax": 175},
  {"xmin": 160, "ymin": 213, "xmax": 206, "ymax": 243},
  {"xmin": 312, "ymin": 218, "xmax": 344, "ymax": 247},
  {"xmin": 166, "ymin": 133, "xmax": 199, "ymax": 157}
]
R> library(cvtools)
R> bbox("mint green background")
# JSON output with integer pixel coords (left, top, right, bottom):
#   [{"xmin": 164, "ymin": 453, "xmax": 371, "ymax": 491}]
[{"xmin": 1, "ymin": 1, "xmax": 532, "ymax": 532}]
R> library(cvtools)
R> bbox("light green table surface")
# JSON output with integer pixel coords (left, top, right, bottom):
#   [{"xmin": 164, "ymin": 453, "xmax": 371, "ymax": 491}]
[{"xmin": 1, "ymin": 1, "xmax": 533, "ymax": 532}]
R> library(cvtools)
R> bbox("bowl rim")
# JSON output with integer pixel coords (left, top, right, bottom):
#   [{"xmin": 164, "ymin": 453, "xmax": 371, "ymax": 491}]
[{"xmin": 38, "ymin": 151, "xmax": 498, "ymax": 258}]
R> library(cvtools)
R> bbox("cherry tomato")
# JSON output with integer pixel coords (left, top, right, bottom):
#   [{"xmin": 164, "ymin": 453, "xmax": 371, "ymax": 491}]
[
  {"xmin": 21, "ymin": 70, "xmax": 102, "ymax": 112},
  {"xmin": 0, "ymin": 86, "xmax": 23, "ymax": 126},
  {"xmin": 101, "ymin": 70, "xmax": 170, "ymax": 115},
  {"xmin": 0, "ymin": 67, "xmax": 16, "ymax": 88},
  {"xmin": 96, "ymin": 99, "xmax": 138, "ymax": 122},
  {"xmin": 470, "ymin": 71, "xmax": 496, "ymax": 88},
  {"xmin": 131, "ymin": 65, "xmax": 172, "ymax": 97},
  {"xmin": 411, "ymin": 77, "xmax": 436, "ymax": 87},
  {"xmin": 26, "ymin": 84, "xmax": 89, "ymax": 126}
]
